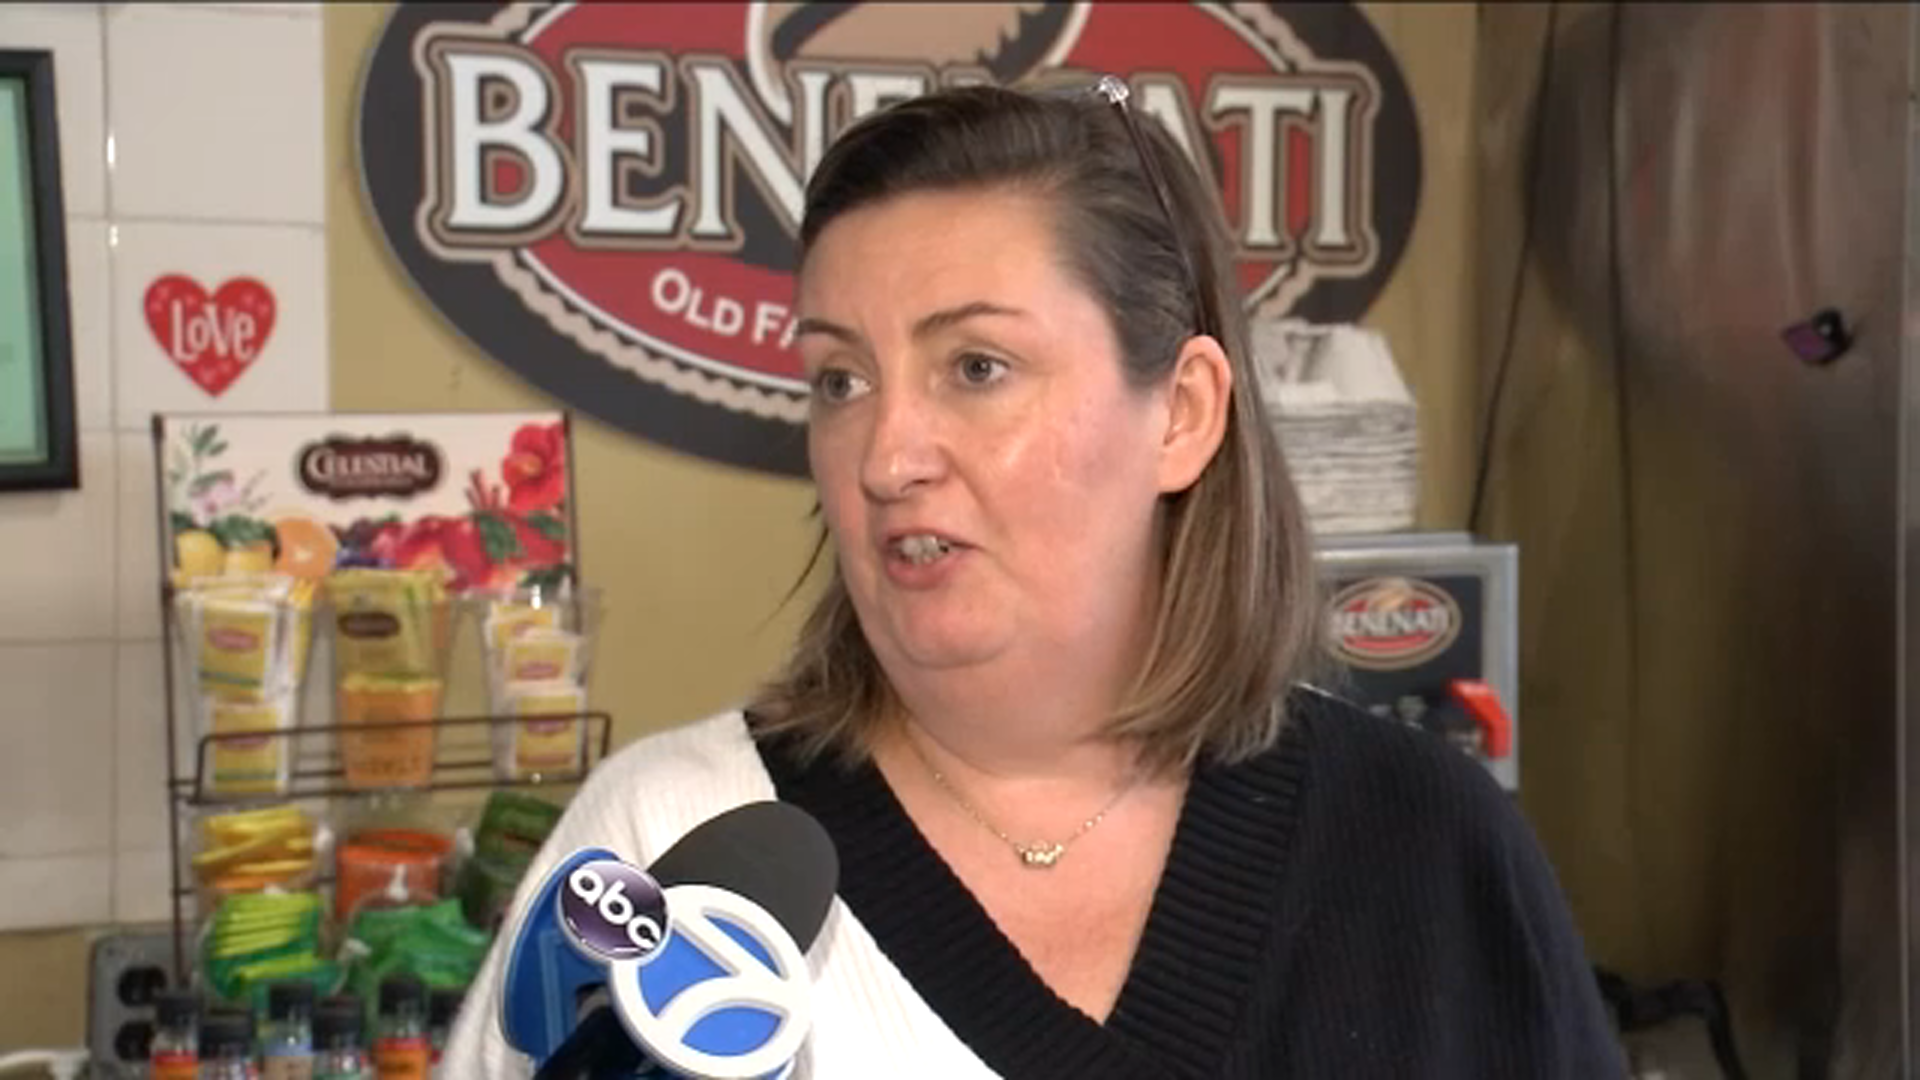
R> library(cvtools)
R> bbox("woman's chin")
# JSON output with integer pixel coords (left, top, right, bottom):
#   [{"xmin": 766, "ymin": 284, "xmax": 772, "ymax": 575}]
[{"xmin": 878, "ymin": 626, "xmax": 1010, "ymax": 675}]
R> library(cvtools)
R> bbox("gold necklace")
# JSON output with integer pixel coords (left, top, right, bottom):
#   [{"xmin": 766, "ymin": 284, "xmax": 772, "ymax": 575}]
[{"xmin": 907, "ymin": 733, "xmax": 1140, "ymax": 869}]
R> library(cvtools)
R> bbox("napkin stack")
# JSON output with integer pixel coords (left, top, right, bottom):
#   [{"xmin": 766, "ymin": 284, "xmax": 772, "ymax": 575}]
[{"xmin": 1251, "ymin": 319, "xmax": 1418, "ymax": 534}]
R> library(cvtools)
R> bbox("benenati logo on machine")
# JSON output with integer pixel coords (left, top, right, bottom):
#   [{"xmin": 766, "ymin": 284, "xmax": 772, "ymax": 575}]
[
  {"xmin": 358, "ymin": 2, "xmax": 1422, "ymax": 476},
  {"xmin": 1327, "ymin": 576, "xmax": 1460, "ymax": 670}
]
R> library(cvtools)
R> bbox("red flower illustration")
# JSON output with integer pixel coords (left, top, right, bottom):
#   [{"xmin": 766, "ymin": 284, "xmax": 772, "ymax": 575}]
[
  {"xmin": 502, "ymin": 422, "xmax": 566, "ymax": 514},
  {"xmin": 388, "ymin": 515, "xmax": 491, "ymax": 592}
]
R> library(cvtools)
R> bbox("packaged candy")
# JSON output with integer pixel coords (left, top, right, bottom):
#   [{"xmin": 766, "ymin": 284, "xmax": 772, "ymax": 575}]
[
  {"xmin": 454, "ymin": 855, "xmax": 527, "ymax": 933},
  {"xmin": 326, "ymin": 569, "xmax": 449, "ymax": 679},
  {"xmin": 342, "ymin": 900, "xmax": 489, "ymax": 1013},
  {"xmin": 498, "ymin": 629, "xmax": 581, "ymax": 685},
  {"xmin": 498, "ymin": 681, "xmax": 587, "ymax": 779},
  {"xmin": 336, "ymin": 674, "xmax": 443, "ymax": 790},
  {"xmin": 469, "ymin": 586, "xmax": 601, "ymax": 781},
  {"xmin": 203, "ymin": 890, "xmax": 328, "ymax": 1003},
  {"xmin": 482, "ymin": 600, "xmax": 559, "ymax": 655},
  {"xmin": 457, "ymin": 793, "xmax": 561, "ymax": 931},
  {"xmin": 174, "ymin": 575, "xmax": 314, "ymax": 799},
  {"xmin": 205, "ymin": 691, "xmax": 294, "ymax": 797},
  {"xmin": 195, "ymin": 804, "xmax": 322, "ymax": 895},
  {"xmin": 196, "ymin": 597, "xmax": 282, "ymax": 691},
  {"xmin": 334, "ymin": 829, "xmax": 452, "ymax": 922},
  {"xmin": 471, "ymin": 792, "xmax": 562, "ymax": 863}
]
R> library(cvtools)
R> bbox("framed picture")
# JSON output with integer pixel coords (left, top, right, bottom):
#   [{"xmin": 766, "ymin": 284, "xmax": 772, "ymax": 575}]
[{"xmin": 0, "ymin": 49, "xmax": 77, "ymax": 491}]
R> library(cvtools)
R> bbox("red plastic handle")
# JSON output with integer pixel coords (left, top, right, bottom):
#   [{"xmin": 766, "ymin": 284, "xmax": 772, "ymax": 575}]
[{"xmin": 1447, "ymin": 679, "xmax": 1512, "ymax": 760}]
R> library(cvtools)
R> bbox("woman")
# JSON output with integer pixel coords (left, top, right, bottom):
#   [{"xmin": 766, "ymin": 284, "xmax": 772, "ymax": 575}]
[{"xmin": 446, "ymin": 80, "xmax": 1623, "ymax": 1078}]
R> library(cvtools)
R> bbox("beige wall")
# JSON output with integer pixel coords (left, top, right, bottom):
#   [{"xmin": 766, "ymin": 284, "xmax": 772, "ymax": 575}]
[
  {"xmin": 0, "ymin": 1, "xmax": 1482, "ymax": 1052},
  {"xmin": 0, "ymin": 932, "xmax": 92, "ymax": 1050}
]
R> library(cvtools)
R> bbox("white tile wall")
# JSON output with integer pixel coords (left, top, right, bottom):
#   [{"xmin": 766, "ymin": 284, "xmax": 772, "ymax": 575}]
[
  {"xmin": 0, "ymin": 4, "xmax": 108, "ymax": 218},
  {"xmin": 113, "ymin": 641, "xmax": 171, "ymax": 855},
  {"xmin": 0, "ymin": 854, "xmax": 112, "ymax": 931},
  {"xmin": 112, "ymin": 848, "xmax": 172, "ymax": 926},
  {"xmin": 116, "ymin": 430, "xmax": 161, "ymax": 639},
  {"xmin": 111, "ymin": 220, "xmax": 328, "ymax": 429},
  {"xmin": 104, "ymin": 4, "xmax": 324, "ymax": 224},
  {"xmin": 66, "ymin": 218, "xmax": 115, "ymax": 431},
  {"xmin": 0, "ymin": 2, "xmax": 327, "ymax": 931},
  {"xmin": 0, "ymin": 644, "xmax": 116, "ymax": 858},
  {"xmin": 0, "ymin": 432, "xmax": 117, "ymax": 643}
]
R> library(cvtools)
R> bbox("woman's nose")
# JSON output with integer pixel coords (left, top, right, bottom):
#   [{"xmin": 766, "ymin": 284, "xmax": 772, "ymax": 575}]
[{"xmin": 860, "ymin": 385, "xmax": 945, "ymax": 500}]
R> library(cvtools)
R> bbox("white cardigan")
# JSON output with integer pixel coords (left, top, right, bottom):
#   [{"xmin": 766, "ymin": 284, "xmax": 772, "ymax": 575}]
[{"xmin": 439, "ymin": 711, "xmax": 1001, "ymax": 1078}]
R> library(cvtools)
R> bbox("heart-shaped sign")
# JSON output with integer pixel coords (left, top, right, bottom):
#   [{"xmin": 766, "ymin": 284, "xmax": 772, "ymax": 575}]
[{"xmin": 143, "ymin": 275, "xmax": 277, "ymax": 397}]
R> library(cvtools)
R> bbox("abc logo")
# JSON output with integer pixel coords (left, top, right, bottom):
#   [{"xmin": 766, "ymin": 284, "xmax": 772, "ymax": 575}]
[{"xmin": 558, "ymin": 858, "xmax": 668, "ymax": 962}]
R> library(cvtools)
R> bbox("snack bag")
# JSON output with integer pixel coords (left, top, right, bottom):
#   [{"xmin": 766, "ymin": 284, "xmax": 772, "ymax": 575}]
[
  {"xmin": 499, "ymin": 681, "xmax": 586, "ymax": 780},
  {"xmin": 337, "ymin": 673, "xmax": 443, "ymax": 789},
  {"xmin": 497, "ymin": 629, "xmax": 581, "ymax": 686},
  {"xmin": 327, "ymin": 569, "xmax": 448, "ymax": 678},
  {"xmin": 194, "ymin": 593, "xmax": 284, "ymax": 692},
  {"xmin": 176, "ymin": 577, "xmax": 310, "ymax": 799},
  {"xmin": 483, "ymin": 600, "xmax": 560, "ymax": 655},
  {"xmin": 195, "ymin": 804, "xmax": 321, "ymax": 896},
  {"xmin": 205, "ymin": 691, "xmax": 294, "ymax": 796}
]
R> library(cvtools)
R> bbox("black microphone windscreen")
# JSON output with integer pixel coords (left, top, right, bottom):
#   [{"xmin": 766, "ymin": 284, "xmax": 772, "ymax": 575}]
[{"xmin": 645, "ymin": 801, "xmax": 840, "ymax": 950}]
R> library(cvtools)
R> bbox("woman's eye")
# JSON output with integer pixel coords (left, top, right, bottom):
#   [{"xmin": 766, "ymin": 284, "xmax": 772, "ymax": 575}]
[
  {"xmin": 956, "ymin": 352, "xmax": 1008, "ymax": 386},
  {"xmin": 811, "ymin": 368, "xmax": 870, "ymax": 403}
]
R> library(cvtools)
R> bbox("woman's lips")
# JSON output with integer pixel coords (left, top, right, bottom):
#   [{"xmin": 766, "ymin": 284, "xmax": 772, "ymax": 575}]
[{"xmin": 880, "ymin": 531, "xmax": 968, "ymax": 587}]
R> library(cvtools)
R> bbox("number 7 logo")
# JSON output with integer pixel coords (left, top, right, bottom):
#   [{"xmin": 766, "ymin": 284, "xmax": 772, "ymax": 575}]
[{"xmin": 609, "ymin": 884, "xmax": 814, "ymax": 1080}]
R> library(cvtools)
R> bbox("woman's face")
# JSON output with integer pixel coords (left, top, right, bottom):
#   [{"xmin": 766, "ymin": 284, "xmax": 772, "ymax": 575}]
[{"xmin": 796, "ymin": 189, "xmax": 1183, "ymax": 681}]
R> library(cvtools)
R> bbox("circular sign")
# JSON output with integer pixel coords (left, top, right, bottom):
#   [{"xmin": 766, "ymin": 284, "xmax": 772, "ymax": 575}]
[
  {"xmin": 558, "ymin": 857, "xmax": 670, "ymax": 962},
  {"xmin": 358, "ymin": 2, "xmax": 1422, "ymax": 476},
  {"xmin": 1327, "ymin": 576, "xmax": 1462, "ymax": 671}
]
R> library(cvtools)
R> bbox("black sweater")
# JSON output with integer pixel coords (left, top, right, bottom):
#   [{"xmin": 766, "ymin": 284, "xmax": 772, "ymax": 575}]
[{"xmin": 755, "ymin": 688, "xmax": 1626, "ymax": 1078}]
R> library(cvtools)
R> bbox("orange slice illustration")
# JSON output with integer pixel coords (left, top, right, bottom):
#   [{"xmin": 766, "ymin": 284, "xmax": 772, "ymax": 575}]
[{"xmin": 272, "ymin": 515, "xmax": 339, "ymax": 581}]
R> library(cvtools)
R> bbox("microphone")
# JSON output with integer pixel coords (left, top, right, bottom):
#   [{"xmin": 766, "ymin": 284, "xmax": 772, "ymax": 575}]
[{"xmin": 499, "ymin": 802, "xmax": 838, "ymax": 1079}]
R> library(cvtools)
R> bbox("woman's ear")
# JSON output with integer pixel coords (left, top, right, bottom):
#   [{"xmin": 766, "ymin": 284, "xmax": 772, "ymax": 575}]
[{"xmin": 1157, "ymin": 334, "xmax": 1233, "ymax": 494}]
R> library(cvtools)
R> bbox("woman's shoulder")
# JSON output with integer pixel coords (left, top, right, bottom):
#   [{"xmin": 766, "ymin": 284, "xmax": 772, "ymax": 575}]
[
  {"xmin": 1274, "ymin": 687, "xmax": 1622, "ymax": 1072},
  {"xmin": 587, "ymin": 708, "xmax": 761, "ymax": 787},
  {"xmin": 559, "ymin": 708, "xmax": 780, "ymax": 863},
  {"xmin": 1280, "ymin": 684, "xmax": 1524, "ymax": 850}
]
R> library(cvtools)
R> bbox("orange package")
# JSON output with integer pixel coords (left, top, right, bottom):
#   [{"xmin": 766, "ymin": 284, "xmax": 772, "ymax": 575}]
[
  {"xmin": 333, "ymin": 829, "xmax": 452, "ymax": 921},
  {"xmin": 336, "ymin": 674, "xmax": 443, "ymax": 789}
]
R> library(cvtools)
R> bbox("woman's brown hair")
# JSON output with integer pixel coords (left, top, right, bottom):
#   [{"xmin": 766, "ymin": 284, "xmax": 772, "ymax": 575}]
[{"xmin": 751, "ymin": 83, "xmax": 1320, "ymax": 773}]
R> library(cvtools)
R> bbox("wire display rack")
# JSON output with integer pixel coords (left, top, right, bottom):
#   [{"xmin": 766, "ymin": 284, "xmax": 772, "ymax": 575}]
[{"xmin": 160, "ymin": 698, "xmax": 613, "ymax": 980}]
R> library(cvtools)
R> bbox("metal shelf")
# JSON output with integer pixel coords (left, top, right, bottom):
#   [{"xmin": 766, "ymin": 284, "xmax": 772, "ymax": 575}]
[{"xmin": 173, "ymin": 710, "xmax": 613, "ymax": 806}]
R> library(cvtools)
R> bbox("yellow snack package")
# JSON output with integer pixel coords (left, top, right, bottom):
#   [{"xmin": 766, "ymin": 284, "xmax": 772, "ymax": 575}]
[
  {"xmin": 326, "ymin": 569, "xmax": 446, "ymax": 677},
  {"xmin": 336, "ymin": 673, "xmax": 443, "ymax": 789},
  {"xmin": 206, "ymin": 693, "xmax": 291, "ymax": 796},
  {"xmin": 485, "ymin": 600, "xmax": 561, "ymax": 653},
  {"xmin": 501, "ymin": 681, "xmax": 587, "ymax": 779},
  {"xmin": 284, "ymin": 578, "xmax": 316, "ymax": 686},
  {"xmin": 200, "ymin": 804, "xmax": 310, "ymax": 847},
  {"xmin": 499, "ymin": 630, "xmax": 581, "ymax": 685},
  {"xmin": 196, "ymin": 597, "xmax": 282, "ymax": 692}
]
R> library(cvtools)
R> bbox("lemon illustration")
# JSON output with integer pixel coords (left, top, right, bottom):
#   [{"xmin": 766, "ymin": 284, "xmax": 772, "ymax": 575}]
[
  {"xmin": 176, "ymin": 529, "xmax": 225, "ymax": 579},
  {"xmin": 224, "ymin": 542, "xmax": 275, "ymax": 577}
]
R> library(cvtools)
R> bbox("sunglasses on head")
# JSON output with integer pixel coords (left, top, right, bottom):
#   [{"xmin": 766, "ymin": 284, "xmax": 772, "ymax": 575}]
[{"xmin": 1088, "ymin": 75, "xmax": 1221, "ymax": 342}]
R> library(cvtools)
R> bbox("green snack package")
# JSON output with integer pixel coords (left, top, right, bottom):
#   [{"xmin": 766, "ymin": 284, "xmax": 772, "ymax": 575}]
[
  {"xmin": 456, "ymin": 852, "xmax": 531, "ymax": 931},
  {"xmin": 475, "ymin": 792, "xmax": 562, "ymax": 863},
  {"xmin": 339, "ymin": 900, "xmax": 490, "ymax": 1022}
]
